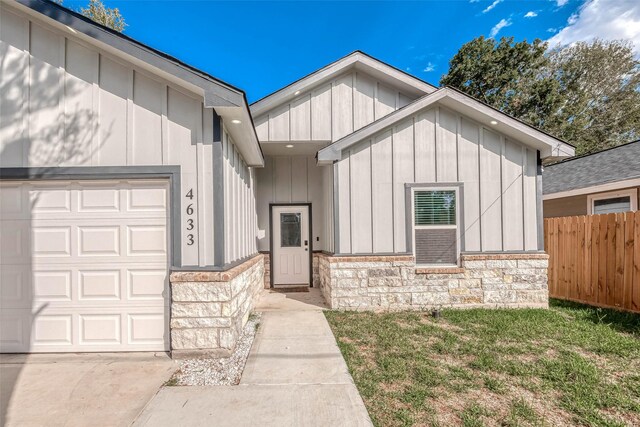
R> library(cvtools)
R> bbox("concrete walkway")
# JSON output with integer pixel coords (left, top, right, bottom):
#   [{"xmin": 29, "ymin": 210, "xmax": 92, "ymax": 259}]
[{"xmin": 134, "ymin": 289, "xmax": 372, "ymax": 427}]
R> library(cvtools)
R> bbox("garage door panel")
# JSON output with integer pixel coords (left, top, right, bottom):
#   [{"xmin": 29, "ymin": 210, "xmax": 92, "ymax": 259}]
[
  {"xmin": 0, "ymin": 179, "xmax": 169, "ymax": 353},
  {"xmin": 78, "ymin": 225, "xmax": 121, "ymax": 257}
]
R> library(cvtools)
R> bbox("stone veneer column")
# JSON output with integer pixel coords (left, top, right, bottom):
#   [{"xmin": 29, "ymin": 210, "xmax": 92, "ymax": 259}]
[
  {"xmin": 318, "ymin": 253, "xmax": 549, "ymax": 310},
  {"xmin": 169, "ymin": 254, "xmax": 264, "ymax": 358}
]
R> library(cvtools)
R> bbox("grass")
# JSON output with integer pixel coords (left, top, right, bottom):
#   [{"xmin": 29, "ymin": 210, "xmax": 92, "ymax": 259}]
[{"xmin": 325, "ymin": 299, "xmax": 640, "ymax": 427}]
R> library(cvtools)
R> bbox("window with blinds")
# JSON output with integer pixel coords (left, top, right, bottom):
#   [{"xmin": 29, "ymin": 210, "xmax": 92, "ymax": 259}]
[{"xmin": 413, "ymin": 189, "xmax": 458, "ymax": 265}]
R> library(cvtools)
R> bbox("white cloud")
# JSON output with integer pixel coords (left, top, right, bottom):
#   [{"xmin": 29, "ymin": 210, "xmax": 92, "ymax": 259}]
[
  {"xmin": 489, "ymin": 18, "xmax": 512, "ymax": 37},
  {"xmin": 524, "ymin": 11, "xmax": 538, "ymax": 18},
  {"xmin": 548, "ymin": 0, "xmax": 640, "ymax": 55},
  {"xmin": 483, "ymin": 0, "xmax": 503, "ymax": 13},
  {"xmin": 556, "ymin": 0, "xmax": 569, "ymax": 6},
  {"xmin": 423, "ymin": 62, "xmax": 435, "ymax": 72}
]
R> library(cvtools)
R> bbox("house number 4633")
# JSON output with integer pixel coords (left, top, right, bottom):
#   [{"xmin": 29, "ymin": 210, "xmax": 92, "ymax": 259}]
[{"xmin": 185, "ymin": 189, "xmax": 195, "ymax": 246}]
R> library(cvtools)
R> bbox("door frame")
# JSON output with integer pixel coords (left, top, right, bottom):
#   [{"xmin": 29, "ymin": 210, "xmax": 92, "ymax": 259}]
[{"xmin": 269, "ymin": 203, "xmax": 313, "ymax": 288}]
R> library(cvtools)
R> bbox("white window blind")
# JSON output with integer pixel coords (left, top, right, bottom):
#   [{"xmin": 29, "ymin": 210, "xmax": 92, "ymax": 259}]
[{"xmin": 413, "ymin": 189, "xmax": 459, "ymax": 265}]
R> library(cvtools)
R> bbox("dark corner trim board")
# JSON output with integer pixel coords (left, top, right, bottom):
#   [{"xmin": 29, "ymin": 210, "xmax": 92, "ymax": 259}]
[
  {"xmin": 536, "ymin": 151, "xmax": 544, "ymax": 251},
  {"xmin": 212, "ymin": 111, "xmax": 225, "ymax": 267},
  {"xmin": 0, "ymin": 165, "xmax": 183, "ymax": 269},
  {"xmin": 269, "ymin": 203, "xmax": 313, "ymax": 288}
]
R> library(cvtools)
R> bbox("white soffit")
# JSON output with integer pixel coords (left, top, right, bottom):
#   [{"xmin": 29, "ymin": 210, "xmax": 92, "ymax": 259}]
[
  {"xmin": 317, "ymin": 87, "xmax": 575, "ymax": 164},
  {"xmin": 250, "ymin": 51, "xmax": 437, "ymax": 118}
]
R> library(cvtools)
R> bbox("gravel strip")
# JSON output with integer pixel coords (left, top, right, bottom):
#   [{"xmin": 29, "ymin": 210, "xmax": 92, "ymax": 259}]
[{"xmin": 169, "ymin": 312, "xmax": 261, "ymax": 386}]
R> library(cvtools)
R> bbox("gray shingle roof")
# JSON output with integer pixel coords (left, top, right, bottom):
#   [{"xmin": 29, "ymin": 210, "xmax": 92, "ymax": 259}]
[{"xmin": 543, "ymin": 140, "xmax": 640, "ymax": 195}]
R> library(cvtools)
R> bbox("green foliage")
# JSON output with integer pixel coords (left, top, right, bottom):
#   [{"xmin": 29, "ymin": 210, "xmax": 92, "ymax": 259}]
[
  {"xmin": 441, "ymin": 37, "xmax": 640, "ymax": 155},
  {"xmin": 80, "ymin": 0, "xmax": 126, "ymax": 32}
]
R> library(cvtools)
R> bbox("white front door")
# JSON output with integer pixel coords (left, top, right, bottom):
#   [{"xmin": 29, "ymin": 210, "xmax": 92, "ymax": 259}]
[{"xmin": 272, "ymin": 205, "xmax": 310, "ymax": 286}]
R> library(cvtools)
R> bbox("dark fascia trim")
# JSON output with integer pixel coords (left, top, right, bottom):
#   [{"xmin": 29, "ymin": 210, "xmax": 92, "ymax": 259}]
[
  {"xmin": 0, "ymin": 165, "xmax": 183, "ymax": 268},
  {"xmin": 16, "ymin": 0, "xmax": 244, "ymax": 108},
  {"xmin": 269, "ymin": 203, "xmax": 313, "ymax": 288}
]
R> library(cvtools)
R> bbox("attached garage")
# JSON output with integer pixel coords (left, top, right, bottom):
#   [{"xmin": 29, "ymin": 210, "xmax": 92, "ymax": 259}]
[{"xmin": 0, "ymin": 179, "xmax": 170, "ymax": 353}]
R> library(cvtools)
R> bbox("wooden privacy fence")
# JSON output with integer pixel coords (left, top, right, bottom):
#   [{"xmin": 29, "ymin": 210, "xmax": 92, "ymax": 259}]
[{"xmin": 544, "ymin": 212, "xmax": 640, "ymax": 313}]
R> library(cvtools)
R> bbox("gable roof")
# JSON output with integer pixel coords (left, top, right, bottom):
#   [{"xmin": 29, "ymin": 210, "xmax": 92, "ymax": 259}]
[
  {"xmin": 543, "ymin": 140, "xmax": 640, "ymax": 195},
  {"xmin": 250, "ymin": 51, "xmax": 437, "ymax": 118},
  {"xmin": 317, "ymin": 87, "xmax": 575, "ymax": 164},
  {"xmin": 11, "ymin": 0, "xmax": 264, "ymax": 166}
]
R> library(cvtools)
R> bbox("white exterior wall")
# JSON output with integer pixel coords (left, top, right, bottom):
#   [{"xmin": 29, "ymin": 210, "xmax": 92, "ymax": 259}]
[
  {"xmin": 222, "ymin": 131, "xmax": 258, "ymax": 264},
  {"xmin": 255, "ymin": 155, "xmax": 333, "ymax": 253},
  {"xmin": 0, "ymin": 7, "xmax": 219, "ymax": 267},
  {"xmin": 334, "ymin": 106, "xmax": 539, "ymax": 254},
  {"xmin": 254, "ymin": 71, "xmax": 417, "ymax": 143}
]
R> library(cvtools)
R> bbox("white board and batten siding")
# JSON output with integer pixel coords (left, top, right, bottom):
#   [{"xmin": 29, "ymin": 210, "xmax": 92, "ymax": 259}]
[
  {"xmin": 254, "ymin": 71, "xmax": 417, "ymax": 143},
  {"xmin": 0, "ymin": 7, "xmax": 227, "ymax": 267},
  {"xmin": 335, "ymin": 106, "xmax": 539, "ymax": 255},
  {"xmin": 222, "ymin": 131, "xmax": 258, "ymax": 264},
  {"xmin": 255, "ymin": 156, "xmax": 333, "ymax": 253}
]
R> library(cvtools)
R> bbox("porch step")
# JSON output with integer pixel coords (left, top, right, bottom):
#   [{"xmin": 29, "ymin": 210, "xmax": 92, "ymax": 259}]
[{"xmin": 272, "ymin": 285, "xmax": 310, "ymax": 293}]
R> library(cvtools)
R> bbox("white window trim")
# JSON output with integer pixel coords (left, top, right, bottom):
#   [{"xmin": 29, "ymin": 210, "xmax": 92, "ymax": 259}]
[
  {"xmin": 411, "ymin": 186, "xmax": 461, "ymax": 268},
  {"xmin": 587, "ymin": 188, "xmax": 637, "ymax": 215}
]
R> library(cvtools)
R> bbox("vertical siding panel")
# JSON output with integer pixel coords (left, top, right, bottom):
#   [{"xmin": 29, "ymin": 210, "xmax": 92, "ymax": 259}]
[
  {"xmin": 353, "ymin": 73, "xmax": 375, "ymax": 131},
  {"xmin": 331, "ymin": 73, "xmax": 353, "ymax": 140},
  {"xmin": 414, "ymin": 109, "xmax": 436, "ymax": 183},
  {"xmin": 307, "ymin": 156, "xmax": 324, "ymax": 249},
  {"xmin": 458, "ymin": 117, "xmax": 481, "ymax": 251},
  {"xmin": 398, "ymin": 93, "xmax": 413, "ymax": 108},
  {"xmin": 201, "ymin": 107, "xmax": 215, "ymax": 265},
  {"xmin": 254, "ymin": 114, "xmax": 269, "ymax": 141},
  {"xmin": 350, "ymin": 141, "xmax": 373, "ymax": 253},
  {"xmin": 290, "ymin": 94, "xmax": 311, "ymax": 140},
  {"xmin": 523, "ymin": 148, "xmax": 538, "ymax": 250},
  {"xmin": 480, "ymin": 128, "xmax": 503, "ymax": 250},
  {"xmin": 255, "ymin": 157, "xmax": 273, "ymax": 251},
  {"xmin": 291, "ymin": 156, "xmax": 308, "ymax": 201},
  {"xmin": 63, "ymin": 40, "xmax": 97, "ymax": 166},
  {"xmin": 132, "ymin": 73, "xmax": 163, "ymax": 164},
  {"xmin": 311, "ymin": 84, "xmax": 331, "ymax": 141},
  {"xmin": 268, "ymin": 104, "xmax": 290, "ymax": 141},
  {"xmin": 28, "ymin": 22, "xmax": 64, "ymax": 166},
  {"xmin": 338, "ymin": 152, "xmax": 351, "ymax": 253},
  {"xmin": 322, "ymin": 164, "xmax": 334, "ymax": 252},
  {"xmin": 97, "ymin": 57, "xmax": 128, "ymax": 165},
  {"xmin": 393, "ymin": 120, "xmax": 414, "ymax": 252},
  {"xmin": 375, "ymin": 82, "xmax": 396, "ymax": 120},
  {"xmin": 502, "ymin": 139, "xmax": 524, "ymax": 250},
  {"xmin": 274, "ymin": 156, "xmax": 292, "ymax": 202},
  {"xmin": 436, "ymin": 108, "xmax": 458, "ymax": 182},
  {"xmin": 372, "ymin": 131, "xmax": 394, "ymax": 252}
]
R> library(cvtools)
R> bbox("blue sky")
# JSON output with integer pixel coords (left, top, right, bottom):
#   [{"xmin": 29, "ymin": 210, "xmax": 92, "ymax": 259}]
[{"xmin": 63, "ymin": 0, "xmax": 640, "ymax": 102}]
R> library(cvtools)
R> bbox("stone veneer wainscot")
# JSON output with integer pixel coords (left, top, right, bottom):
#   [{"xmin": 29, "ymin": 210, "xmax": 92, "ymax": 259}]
[
  {"xmin": 170, "ymin": 254, "xmax": 265, "ymax": 357},
  {"xmin": 317, "ymin": 253, "xmax": 549, "ymax": 310}
]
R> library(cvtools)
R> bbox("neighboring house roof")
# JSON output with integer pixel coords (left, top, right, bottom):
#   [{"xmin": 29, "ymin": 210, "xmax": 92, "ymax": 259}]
[
  {"xmin": 543, "ymin": 140, "xmax": 640, "ymax": 196},
  {"xmin": 317, "ymin": 86, "xmax": 575, "ymax": 164},
  {"xmin": 250, "ymin": 50, "xmax": 437, "ymax": 118},
  {"xmin": 11, "ymin": 0, "xmax": 264, "ymax": 166}
]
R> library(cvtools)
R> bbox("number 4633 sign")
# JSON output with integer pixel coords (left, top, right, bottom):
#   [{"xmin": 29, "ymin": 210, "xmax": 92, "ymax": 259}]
[{"xmin": 185, "ymin": 189, "xmax": 195, "ymax": 246}]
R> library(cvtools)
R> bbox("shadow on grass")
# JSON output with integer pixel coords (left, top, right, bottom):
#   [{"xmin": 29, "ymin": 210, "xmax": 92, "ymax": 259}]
[{"xmin": 550, "ymin": 298, "xmax": 640, "ymax": 337}]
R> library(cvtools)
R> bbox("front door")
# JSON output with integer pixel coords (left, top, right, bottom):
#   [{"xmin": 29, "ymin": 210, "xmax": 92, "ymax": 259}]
[{"xmin": 271, "ymin": 205, "xmax": 310, "ymax": 286}]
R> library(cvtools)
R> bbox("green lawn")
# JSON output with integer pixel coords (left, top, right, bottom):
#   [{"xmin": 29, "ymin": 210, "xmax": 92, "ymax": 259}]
[{"xmin": 325, "ymin": 300, "xmax": 640, "ymax": 427}]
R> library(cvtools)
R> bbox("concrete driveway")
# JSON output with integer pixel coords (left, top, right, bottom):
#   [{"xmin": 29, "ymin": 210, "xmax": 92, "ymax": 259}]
[{"xmin": 1, "ymin": 352, "xmax": 176, "ymax": 427}]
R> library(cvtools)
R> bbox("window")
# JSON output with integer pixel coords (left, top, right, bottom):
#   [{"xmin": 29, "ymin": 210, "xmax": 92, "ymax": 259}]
[
  {"xmin": 280, "ymin": 213, "xmax": 301, "ymax": 247},
  {"xmin": 587, "ymin": 189, "xmax": 637, "ymax": 215},
  {"xmin": 412, "ymin": 188, "xmax": 460, "ymax": 266}
]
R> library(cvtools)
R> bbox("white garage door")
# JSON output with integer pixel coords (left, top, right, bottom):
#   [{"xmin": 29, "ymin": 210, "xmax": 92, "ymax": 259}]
[{"xmin": 0, "ymin": 179, "xmax": 170, "ymax": 353}]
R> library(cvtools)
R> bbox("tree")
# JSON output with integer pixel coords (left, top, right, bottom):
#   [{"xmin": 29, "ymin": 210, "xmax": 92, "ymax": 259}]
[
  {"xmin": 441, "ymin": 37, "xmax": 640, "ymax": 155},
  {"xmin": 80, "ymin": 0, "xmax": 126, "ymax": 32}
]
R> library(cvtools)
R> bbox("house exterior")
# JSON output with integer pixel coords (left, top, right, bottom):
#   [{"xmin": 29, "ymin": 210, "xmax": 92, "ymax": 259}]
[
  {"xmin": 543, "ymin": 140, "xmax": 640, "ymax": 218},
  {"xmin": 252, "ymin": 53, "xmax": 574, "ymax": 310},
  {"xmin": 0, "ymin": 0, "xmax": 264, "ymax": 356},
  {"xmin": 0, "ymin": 0, "xmax": 574, "ymax": 357}
]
